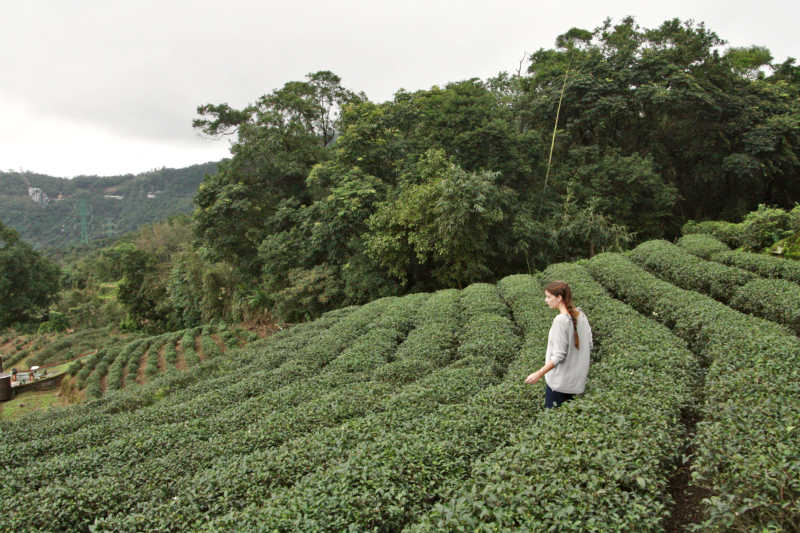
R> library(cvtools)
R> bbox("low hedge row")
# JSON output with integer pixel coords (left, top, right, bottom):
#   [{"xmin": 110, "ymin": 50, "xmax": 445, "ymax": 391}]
[
  {"xmin": 497, "ymin": 273, "xmax": 554, "ymax": 382},
  {"xmin": 731, "ymin": 278, "xmax": 800, "ymax": 333},
  {"xmin": 408, "ymin": 265, "xmax": 697, "ymax": 531},
  {"xmin": 96, "ymin": 362, "xmax": 499, "ymax": 532},
  {"xmin": 629, "ymin": 239, "xmax": 755, "ymax": 302},
  {"xmin": 713, "ymin": 249, "xmax": 800, "ymax": 284},
  {"xmin": 107, "ymin": 339, "xmax": 151, "ymax": 391},
  {"xmin": 199, "ymin": 332, "xmax": 222, "ymax": 360},
  {"xmin": 74, "ymin": 349, "xmax": 103, "ymax": 388},
  {"xmin": 0, "ymin": 297, "xmax": 416, "ymax": 531},
  {"xmin": 587, "ymin": 252, "xmax": 800, "ymax": 531},
  {"xmin": 679, "ymin": 233, "xmax": 800, "ymax": 285},
  {"xmin": 143, "ymin": 334, "xmax": 170, "ymax": 379},
  {"xmin": 181, "ymin": 327, "xmax": 201, "ymax": 367},
  {"xmin": 196, "ymin": 308, "xmax": 525, "ymax": 532},
  {"xmin": 94, "ymin": 312, "xmax": 498, "ymax": 532},
  {"xmin": 632, "ymin": 239, "xmax": 800, "ymax": 333},
  {"xmin": 682, "ymin": 219, "xmax": 743, "ymax": 247},
  {"xmin": 0, "ymin": 304, "xmax": 379, "ymax": 470},
  {"xmin": 676, "ymin": 233, "xmax": 731, "ymax": 258},
  {"xmin": 0, "ymin": 299, "xmax": 390, "ymax": 466}
]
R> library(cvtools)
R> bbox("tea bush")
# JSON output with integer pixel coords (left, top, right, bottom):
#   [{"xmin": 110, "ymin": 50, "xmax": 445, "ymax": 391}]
[
  {"xmin": 409, "ymin": 265, "xmax": 696, "ymax": 531},
  {"xmin": 682, "ymin": 219, "xmax": 743, "ymax": 247},
  {"xmin": 713, "ymin": 250, "xmax": 800, "ymax": 284},
  {"xmin": 676, "ymin": 233, "xmax": 731, "ymax": 259},
  {"xmin": 731, "ymin": 278, "xmax": 800, "ymax": 333},
  {"xmin": 587, "ymin": 252, "xmax": 800, "ymax": 531},
  {"xmin": 632, "ymin": 239, "xmax": 800, "ymax": 332},
  {"xmin": 629, "ymin": 240, "xmax": 755, "ymax": 302}
]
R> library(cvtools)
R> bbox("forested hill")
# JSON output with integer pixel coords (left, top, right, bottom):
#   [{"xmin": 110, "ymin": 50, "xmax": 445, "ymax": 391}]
[{"xmin": 0, "ymin": 162, "xmax": 218, "ymax": 250}]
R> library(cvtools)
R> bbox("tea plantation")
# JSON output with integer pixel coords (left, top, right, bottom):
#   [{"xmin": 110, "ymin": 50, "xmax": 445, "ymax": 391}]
[{"xmin": 1, "ymin": 236, "xmax": 797, "ymax": 532}]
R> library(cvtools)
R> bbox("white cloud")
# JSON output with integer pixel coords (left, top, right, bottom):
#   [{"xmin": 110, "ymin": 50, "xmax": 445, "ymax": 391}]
[{"xmin": 1, "ymin": 0, "xmax": 797, "ymax": 176}]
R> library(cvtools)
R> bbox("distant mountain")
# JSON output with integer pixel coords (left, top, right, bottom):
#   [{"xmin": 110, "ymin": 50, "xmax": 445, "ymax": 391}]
[{"xmin": 0, "ymin": 162, "xmax": 219, "ymax": 250}]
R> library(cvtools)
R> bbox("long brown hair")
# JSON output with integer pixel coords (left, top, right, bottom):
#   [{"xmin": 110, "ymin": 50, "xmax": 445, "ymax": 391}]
[{"xmin": 544, "ymin": 280, "xmax": 580, "ymax": 348}]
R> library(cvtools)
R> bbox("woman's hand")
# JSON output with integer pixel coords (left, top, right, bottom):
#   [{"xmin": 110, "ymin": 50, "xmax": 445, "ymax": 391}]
[
  {"xmin": 524, "ymin": 361, "xmax": 554, "ymax": 384},
  {"xmin": 524, "ymin": 370, "xmax": 542, "ymax": 385}
]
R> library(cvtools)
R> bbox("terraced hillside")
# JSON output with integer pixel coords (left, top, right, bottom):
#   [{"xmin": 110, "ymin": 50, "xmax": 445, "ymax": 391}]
[{"xmin": 1, "ymin": 236, "xmax": 798, "ymax": 531}]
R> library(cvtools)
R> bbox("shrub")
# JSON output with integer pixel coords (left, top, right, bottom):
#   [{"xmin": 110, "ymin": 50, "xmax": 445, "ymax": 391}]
[
  {"xmin": 740, "ymin": 204, "xmax": 793, "ymax": 251},
  {"xmin": 682, "ymin": 219, "xmax": 743, "ymax": 247},
  {"xmin": 731, "ymin": 278, "xmax": 800, "ymax": 333},
  {"xmin": 587, "ymin": 252, "xmax": 800, "ymax": 531},
  {"xmin": 37, "ymin": 311, "xmax": 70, "ymax": 334},
  {"xmin": 676, "ymin": 233, "xmax": 730, "ymax": 259},
  {"xmin": 410, "ymin": 264, "xmax": 696, "ymax": 532},
  {"xmin": 629, "ymin": 240, "xmax": 755, "ymax": 302},
  {"xmin": 710, "ymin": 249, "xmax": 800, "ymax": 284}
]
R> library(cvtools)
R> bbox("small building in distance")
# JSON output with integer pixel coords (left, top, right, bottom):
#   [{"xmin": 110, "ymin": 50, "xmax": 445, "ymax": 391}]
[{"xmin": 28, "ymin": 187, "xmax": 49, "ymax": 206}]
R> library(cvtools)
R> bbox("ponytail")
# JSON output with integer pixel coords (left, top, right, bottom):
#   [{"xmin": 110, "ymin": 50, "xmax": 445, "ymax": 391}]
[{"xmin": 544, "ymin": 280, "xmax": 580, "ymax": 348}]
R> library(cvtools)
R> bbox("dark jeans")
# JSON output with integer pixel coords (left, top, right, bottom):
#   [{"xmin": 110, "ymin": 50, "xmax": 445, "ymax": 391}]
[{"xmin": 545, "ymin": 384, "xmax": 575, "ymax": 409}]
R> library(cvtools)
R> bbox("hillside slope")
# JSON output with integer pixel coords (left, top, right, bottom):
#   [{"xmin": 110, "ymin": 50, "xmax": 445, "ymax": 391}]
[
  {"xmin": 0, "ymin": 162, "xmax": 218, "ymax": 249},
  {"xmin": 1, "ymin": 242, "xmax": 798, "ymax": 531}
]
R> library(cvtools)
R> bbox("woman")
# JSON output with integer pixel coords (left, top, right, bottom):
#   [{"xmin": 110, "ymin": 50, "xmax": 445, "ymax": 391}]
[{"xmin": 524, "ymin": 281, "xmax": 592, "ymax": 408}]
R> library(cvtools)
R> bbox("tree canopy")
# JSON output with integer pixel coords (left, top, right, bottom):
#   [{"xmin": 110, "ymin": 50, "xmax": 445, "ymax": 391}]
[
  {"xmin": 185, "ymin": 18, "xmax": 800, "ymax": 322},
  {"xmin": 0, "ymin": 220, "xmax": 61, "ymax": 327}
]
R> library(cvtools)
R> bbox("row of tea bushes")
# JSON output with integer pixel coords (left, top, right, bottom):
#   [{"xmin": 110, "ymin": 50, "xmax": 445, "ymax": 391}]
[
  {"xmin": 497, "ymin": 273, "xmax": 552, "ymax": 382},
  {"xmin": 408, "ymin": 266, "xmax": 697, "ymax": 531},
  {"xmin": 197, "ymin": 295, "xmax": 524, "ymax": 532},
  {"xmin": 675, "ymin": 233, "xmax": 732, "ymax": 259},
  {"xmin": 629, "ymin": 240, "xmax": 755, "ymax": 302},
  {"xmin": 0, "ymin": 301, "xmax": 387, "ymax": 471},
  {"xmin": 682, "ymin": 219, "xmax": 744, "ymax": 247},
  {"xmin": 587, "ymin": 252, "xmax": 800, "ymax": 531},
  {"xmin": 731, "ymin": 278, "xmax": 800, "ymax": 334},
  {"xmin": 630, "ymin": 239, "xmax": 800, "ymax": 333},
  {"xmin": 678, "ymin": 233, "xmax": 800, "ymax": 284},
  {"xmin": 0, "ymin": 295, "xmax": 425, "ymax": 531},
  {"xmin": 92, "ymin": 294, "xmax": 490, "ymax": 531},
  {"xmin": 181, "ymin": 327, "xmax": 202, "ymax": 367}
]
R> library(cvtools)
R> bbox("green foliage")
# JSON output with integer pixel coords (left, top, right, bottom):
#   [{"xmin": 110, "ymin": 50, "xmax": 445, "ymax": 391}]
[
  {"xmin": 770, "ymin": 230, "xmax": 800, "ymax": 259},
  {"xmin": 0, "ymin": 163, "xmax": 216, "ymax": 250},
  {"xmin": 630, "ymin": 240, "xmax": 756, "ymax": 302},
  {"xmin": 2, "ymin": 263, "xmax": 799, "ymax": 531},
  {"xmin": 412, "ymin": 265, "xmax": 696, "ymax": 531},
  {"xmin": 36, "ymin": 311, "xmax": 70, "ymax": 334},
  {"xmin": 0, "ymin": 221, "xmax": 61, "ymax": 328},
  {"xmin": 555, "ymin": 146, "xmax": 677, "ymax": 238},
  {"xmin": 676, "ymin": 233, "xmax": 731, "ymax": 259},
  {"xmin": 731, "ymin": 278, "xmax": 800, "ymax": 333},
  {"xmin": 587, "ymin": 252, "xmax": 800, "ymax": 530},
  {"xmin": 711, "ymin": 248, "xmax": 800, "ymax": 283},
  {"xmin": 366, "ymin": 149, "xmax": 512, "ymax": 287},
  {"xmin": 193, "ymin": 71, "xmax": 362, "ymax": 275},
  {"xmin": 682, "ymin": 219, "xmax": 745, "ymax": 247},
  {"xmin": 740, "ymin": 204, "xmax": 794, "ymax": 250}
]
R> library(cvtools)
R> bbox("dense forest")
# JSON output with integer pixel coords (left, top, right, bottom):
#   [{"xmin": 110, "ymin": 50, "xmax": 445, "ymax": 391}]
[{"xmin": 189, "ymin": 17, "xmax": 800, "ymax": 321}]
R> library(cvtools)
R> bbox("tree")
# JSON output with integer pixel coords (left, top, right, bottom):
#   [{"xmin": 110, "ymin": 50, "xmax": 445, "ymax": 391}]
[
  {"xmin": 0, "ymin": 220, "xmax": 61, "ymax": 327},
  {"xmin": 193, "ymin": 71, "xmax": 363, "ymax": 275},
  {"xmin": 365, "ymin": 149, "xmax": 513, "ymax": 288}
]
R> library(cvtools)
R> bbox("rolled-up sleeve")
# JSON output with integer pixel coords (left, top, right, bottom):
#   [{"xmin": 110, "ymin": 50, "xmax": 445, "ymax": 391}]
[{"xmin": 547, "ymin": 316, "xmax": 571, "ymax": 366}]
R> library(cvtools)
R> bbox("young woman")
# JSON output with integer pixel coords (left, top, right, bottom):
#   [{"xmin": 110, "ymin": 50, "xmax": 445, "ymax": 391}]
[{"xmin": 524, "ymin": 281, "xmax": 592, "ymax": 408}]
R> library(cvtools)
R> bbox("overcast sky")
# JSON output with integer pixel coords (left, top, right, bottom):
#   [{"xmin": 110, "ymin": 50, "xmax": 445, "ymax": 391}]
[{"xmin": 1, "ymin": 0, "xmax": 796, "ymax": 178}]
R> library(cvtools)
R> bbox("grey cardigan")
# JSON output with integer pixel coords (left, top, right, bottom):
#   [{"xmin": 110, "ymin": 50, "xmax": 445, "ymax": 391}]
[{"xmin": 544, "ymin": 310, "xmax": 592, "ymax": 394}]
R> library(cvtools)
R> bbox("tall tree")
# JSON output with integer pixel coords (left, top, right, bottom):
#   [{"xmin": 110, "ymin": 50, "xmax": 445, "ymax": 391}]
[
  {"xmin": 193, "ymin": 71, "xmax": 363, "ymax": 275},
  {"xmin": 0, "ymin": 220, "xmax": 61, "ymax": 327}
]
